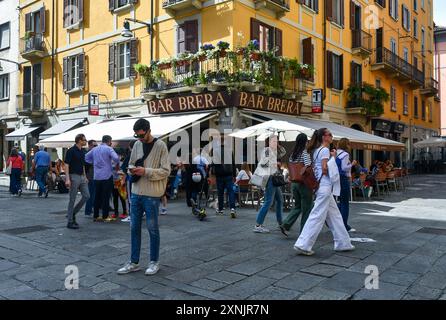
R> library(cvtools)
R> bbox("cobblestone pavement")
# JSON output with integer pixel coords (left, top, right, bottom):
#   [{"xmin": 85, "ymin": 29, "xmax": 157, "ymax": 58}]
[{"xmin": 0, "ymin": 174, "xmax": 446, "ymax": 300}]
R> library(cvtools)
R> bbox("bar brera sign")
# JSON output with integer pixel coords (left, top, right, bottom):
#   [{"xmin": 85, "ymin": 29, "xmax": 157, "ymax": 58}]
[{"xmin": 147, "ymin": 91, "xmax": 303, "ymax": 116}]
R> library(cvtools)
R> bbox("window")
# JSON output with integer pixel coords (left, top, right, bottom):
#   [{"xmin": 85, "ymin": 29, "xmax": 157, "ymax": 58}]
[
  {"xmin": 421, "ymin": 0, "xmax": 425, "ymax": 10},
  {"xmin": 108, "ymin": 0, "xmax": 137, "ymax": 11},
  {"xmin": 421, "ymin": 100, "xmax": 426, "ymax": 120},
  {"xmin": 375, "ymin": 0, "xmax": 386, "ymax": 8},
  {"xmin": 301, "ymin": 0, "xmax": 319, "ymax": 12},
  {"xmin": 25, "ymin": 7, "xmax": 45, "ymax": 34},
  {"xmin": 402, "ymin": 5, "xmax": 411, "ymax": 31},
  {"xmin": 63, "ymin": 0, "xmax": 84, "ymax": 28},
  {"xmin": 389, "ymin": 0, "xmax": 398, "ymax": 20},
  {"xmin": 403, "ymin": 47, "xmax": 409, "ymax": 62},
  {"xmin": 421, "ymin": 27, "xmax": 425, "ymax": 56},
  {"xmin": 251, "ymin": 19, "xmax": 283, "ymax": 55},
  {"xmin": 428, "ymin": 103, "xmax": 432, "ymax": 122},
  {"xmin": 327, "ymin": 51, "xmax": 343, "ymax": 90},
  {"xmin": 414, "ymin": 0, "xmax": 418, "ymax": 11},
  {"xmin": 390, "ymin": 86, "xmax": 397, "ymax": 111},
  {"xmin": 376, "ymin": 79, "xmax": 381, "ymax": 88},
  {"xmin": 63, "ymin": 54, "xmax": 85, "ymax": 92},
  {"xmin": 0, "ymin": 74, "xmax": 9, "ymax": 100},
  {"xmin": 403, "ymin": 92, "xmax": 409, "ymax": 115},
  {"xmin": 0, "ymin": 22, "xmax": 10, "ymax": 50},
  {"xmin": 350, "ymin": 62, "xmax": 362, "ymax": 85},
  {"xmin": 413, "ymin": 18, "xmax": 418, "ymax": 38},
  {"xmin": 327, "ymin": 0, "xmax": 344, "ymax": 26},
  {"xmin": 390, "ymin": 38, "xmax": 397, "ymax": 54},
  {"xmin": 108, "ymin": 39, "xmax": 138, "ymax": 82},
  {"xmin": 302, "ymin": 37, "xmax": 314, "ymax": 81},
  {"xmin": 414, "ymin": 96, "xmax": 419, "ymax": 118}
]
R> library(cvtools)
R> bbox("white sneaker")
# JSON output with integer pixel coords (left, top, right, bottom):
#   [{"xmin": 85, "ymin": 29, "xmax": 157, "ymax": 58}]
[
  {"xmin": 117, "ymin": 262, "xmax": 140, "ymax": 275},
  {"xmin": 121, "ymin": 216, "xmax": 131, "ymax": 222},
  {"xmin": 145, "ymin": 261, "xmax": 160, "ymax": 275},
  {"xmin": 348, "ymin": 228, "xmax": 357, "ymax": 233},
  {"xmin": 253, "ymin": 225, "xmax": 270, "ymax": 233},
  {"xmin": 335, "ymin": 245, "xmax": 356, "ymax": 252},
  {"xmin": 293, "ymin": 246, "xmax": 315, "ymax": 256},
  {"xmin": 160, "ymin": 208, "xmax": 167, "ymax": 215},
  {"xmin": 216, "ymin": 210, "xmax": 224, "ymax": 216}
]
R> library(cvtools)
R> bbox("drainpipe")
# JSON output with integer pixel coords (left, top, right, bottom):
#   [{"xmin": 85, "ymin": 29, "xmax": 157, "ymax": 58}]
[
  {"xmin": 51, "ymin": 0, "xmax": 55, "ymax": 110},
  {"xmin": 150, "ymin": 0, "xmax": 154, "ymax": 63},
  {"xmin": 323, "ymin": 0, "xmax": 327, "ymax": 102}
]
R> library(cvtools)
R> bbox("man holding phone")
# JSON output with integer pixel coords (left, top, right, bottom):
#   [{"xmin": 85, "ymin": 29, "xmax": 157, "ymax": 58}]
[{"xmin": 117, "ymin": 119, "xmax": 170, "ymax": 276}]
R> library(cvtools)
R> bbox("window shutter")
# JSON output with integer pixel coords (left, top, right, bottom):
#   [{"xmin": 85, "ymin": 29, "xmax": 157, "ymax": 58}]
[
  {"xmin": 274, "ymin": 28, "xmax": 282, "ymax": 56},
  {"xmin": 268, "ymin": 28, "xmax": 274, "ymax": 51},
  {"xmin": 315, "ymin": 0, "xmax": 319, "ymax": 13},
  {"xmin": 185, "ymin": 20, "xmax": 198, "ymax": 53},
  {"xmin": 78, "ymin": 54, "xmax": 85, "ymax": 88},
  {"xmin": 108, "ymin": 44, "xmax": 115, "ymax": 82},
  {"xmin": 350, "ymin": 61, "xmax": 355, "ymax": 84},
  {"xmin": 40, "ymin": 7, "xmax": 46, "ymax": 34},
  {"xmin": 63, "ymin": 0, "xmax": 69, "ymax": 28},
  {"xmin": 341, "ymin": 0, "xmax": 345, "ymax": 27},
  {"xmin": 177, "ymin": 23, "xmax": 186, "ymax": 54},
  {"xmin": 389, "ymin": 0, "xmax": 393, "ymax": 16},
  {"xmin": 109, "ymin": 0, "xmax": 115, "ymax": 11},
  {"xmin": 302, "ymin": 37, "xmax": 312, "ymax": 65},
  {"xmin": 67, "ymin": 56, "xmax": 73, "ymax": 91},
  {"xmin": 298, "ymin": 0, "xmax": 304, "ymax": 3},
  {"xmin": 327, "ymin": 51, "xmax": 333, "ymax": 88},
  {"xmin": 326, "ymin": 0, "xmax": 333, "ymax": 21},
  {"xmin": 250, "ymin": 18, "xmax": 260, "ymax": 41},
  {"xmin": 395, "ymin": 0, "xmax": 399, "ymax": 20},
  {"xmin": 339, "ymin": 54, "xmax": 344, "ymax": 89},
  {"xmin": 129, "ymin": 39, "xmax": 138, "ymax": 78},
  {"xmin": 130, "ymin": 0, "xmax": 139, "ymax": 4},
  {"xmin": 25, "ymin": 13, "xmax": 32, "ymax": 32},
  {"xmin": 350, "ymin": 1, "xmax": 356, "ymax": 30},
  {"xmin": 63, "ymin": 57, "xmax": 68, "ymax": 91},
  {"xmin": 79, "ymin": 0, "xmax": 84, "ymax": 23}
]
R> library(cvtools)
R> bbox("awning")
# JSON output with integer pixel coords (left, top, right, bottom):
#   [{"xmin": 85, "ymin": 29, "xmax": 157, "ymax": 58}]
[
  {"xmin": 414, "ymin": 137, "xmax": 446, "ymax": 148},
  {"xmin": 39, "ymin": 119, "xmax": 87, "ymax": 140},
  {"xmin": 240, "ymin": 111, "xmax": 406, "ymax": 152},
  {"xmin": 38, "ymin": 112, "xmax": 217, "ymax": 148},
  {"xmin": 5, "ymin": 126, "xmax": 43, "ymax": 141}
]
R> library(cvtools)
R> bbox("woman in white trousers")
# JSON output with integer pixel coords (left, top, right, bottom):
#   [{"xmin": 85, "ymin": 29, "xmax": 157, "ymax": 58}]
[{"xmin": 294, "ymin": 128, "xmax": 354, "ymax": 256}]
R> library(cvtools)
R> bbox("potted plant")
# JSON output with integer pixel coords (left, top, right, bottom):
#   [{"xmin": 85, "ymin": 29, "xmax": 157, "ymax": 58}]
[
  {"xmin": 217, "ymin": 41, "xmax": 230, "ymax": 57},
  {"xmin": 157, "ymin": 58, "xmax": 172, "ymax": 70}
]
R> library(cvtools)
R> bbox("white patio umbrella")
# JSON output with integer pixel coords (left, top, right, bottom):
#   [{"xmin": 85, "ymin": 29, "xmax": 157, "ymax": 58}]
[
  {"xmin": 229, "ymin": 120, "xmax": 313, "ymax": 142},
  {"xmin": 414, "ymin": 137, "xmax": 446, "ymax": 149}
]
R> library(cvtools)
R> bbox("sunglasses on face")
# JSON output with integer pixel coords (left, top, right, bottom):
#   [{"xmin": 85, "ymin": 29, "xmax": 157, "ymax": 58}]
[{"xmin": 134, "ymin": 133, "xmax": 146, "ymax": 139}]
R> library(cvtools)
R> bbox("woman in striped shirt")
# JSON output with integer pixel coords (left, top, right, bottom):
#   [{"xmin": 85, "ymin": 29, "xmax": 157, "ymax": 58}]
[{"xmin": 280, "ymin": 133, "xmax": 313, "ymax": 236}]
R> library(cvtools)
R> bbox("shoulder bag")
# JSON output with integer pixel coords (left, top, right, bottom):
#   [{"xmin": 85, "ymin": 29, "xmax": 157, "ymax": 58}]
[
  {"xmin": 130, "ymin": 139, "xmax": 157, "ymax": 184},
  {"xmin": 301, "ymin": 148, "xmax": 323, "ymax": 192}
]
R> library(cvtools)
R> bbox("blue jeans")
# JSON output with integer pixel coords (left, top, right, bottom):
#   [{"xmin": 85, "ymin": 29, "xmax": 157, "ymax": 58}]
[
  {"xmin": 130, "ymin": 194, "xmax": 160, "ymax": 264},
  {"xmin": 337, "ymin": 176, "xmax": 351, "ymax": 231},
  {"xmin": 9, "ymin": 168, "xmax": 22, "ymax": 195},
  {"xmin": 217, "ymin": 176, "xmax": 236, "ymax": 211},
  {"xmin": 256, "ymin": 178, "xmax": 283, "ymax": 225},
  {"xmin": 85, "ymin": 179, "xmax": 96, "ymax": 215},
  {"xmin": 35, "ymin": 166, "xmax": 48, "ymax": 195}
]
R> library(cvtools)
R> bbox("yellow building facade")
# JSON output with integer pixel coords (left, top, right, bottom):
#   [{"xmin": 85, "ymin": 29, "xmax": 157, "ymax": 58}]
[{"xmin": 16, "ymin": 0, "xmax": 440, "ymax": 166}]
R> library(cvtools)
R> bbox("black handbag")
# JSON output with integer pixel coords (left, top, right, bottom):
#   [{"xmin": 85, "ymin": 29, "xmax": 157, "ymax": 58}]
[
  {"xmin": 271, "ymin": 172, "xmax": 287, "ymax": 187},
  {"xmin": 130, "ymin": 139, "xmax": 157, "ymax": 184}
]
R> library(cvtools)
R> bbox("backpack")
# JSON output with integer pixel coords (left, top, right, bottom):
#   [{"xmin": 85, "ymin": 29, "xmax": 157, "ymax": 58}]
[{"xmin": 335, "ymin": 152, "xmax": 348, "ymax": 177}]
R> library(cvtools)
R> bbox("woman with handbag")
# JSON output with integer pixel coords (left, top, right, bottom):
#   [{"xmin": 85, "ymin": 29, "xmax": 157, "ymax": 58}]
[
  {"xmin": 6, "ymin": 149, "xmax": 24, "ymax": 196},
  {"xmin": 280, "ymin": 133, "xmax": 313, "ymax": 235},
  {"xmin": 252, "ymin": 135, "xmax": 287, "ymax": 234},
  {"xmin": 294, "ymin": 128, "xmax": 354, "ymax": 256}
]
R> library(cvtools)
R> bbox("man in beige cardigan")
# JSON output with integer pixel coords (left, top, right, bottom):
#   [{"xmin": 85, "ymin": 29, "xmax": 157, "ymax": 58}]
[{"xmin": 117, "ymin": 119, "xmax": 170, "ymax": 276}]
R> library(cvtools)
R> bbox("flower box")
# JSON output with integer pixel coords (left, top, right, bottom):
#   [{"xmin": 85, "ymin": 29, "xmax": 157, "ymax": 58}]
[{"xmin": 158, "ymin": 63, "xmax": 171, "ymax": 70}]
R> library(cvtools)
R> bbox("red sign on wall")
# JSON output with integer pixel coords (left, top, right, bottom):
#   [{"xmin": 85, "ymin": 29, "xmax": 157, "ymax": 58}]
[
  {"xmin": 312, "ymin": 89, "xmax": 323, "ymax": 113},
  {"xmin": 88, "ymin": 93, "xmax": 100, "ymax": 116}
]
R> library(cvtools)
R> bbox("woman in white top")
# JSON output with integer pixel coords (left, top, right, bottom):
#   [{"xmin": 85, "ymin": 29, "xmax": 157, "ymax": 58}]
[
  {"xmin": 336, "ymin": 138, "xmax": 355, "ymax": 232},
  {"xmin": 294, "ymin": 128, "xmax": 355, "ymax": 256},
  {"xmin": 235, "ymin": 163, "xmax": 252, "ymax": 183}
]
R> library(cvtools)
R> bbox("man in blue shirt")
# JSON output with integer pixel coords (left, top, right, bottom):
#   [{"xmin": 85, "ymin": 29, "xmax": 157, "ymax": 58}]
[{"xmin": 33, "ymin": 146, "xmax": 51, "ymax": 198}]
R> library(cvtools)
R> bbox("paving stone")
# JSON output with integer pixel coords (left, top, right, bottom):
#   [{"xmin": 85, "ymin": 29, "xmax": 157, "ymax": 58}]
[
  {"xmin": 298, "ymin": 287, "xmax": 351, "ymax": 300},
  {"xmin": 417, "ymin": 272, "xmax": 446, "ymax": 290},
  {"xmin": 226, "ymin": 258, "xmax": 278, "ymax": 276},
  {"xmin": 0, "ymin": 284, "xmax": 34, "ymax": 298},
  {"xmin": 166, "ymin": 267, "xmax": 212, "ymax": 284},
  {"xmin": 380, "ymin": 269, "xmax": 420, "ymax": 287},
  {"xmin": 7, "ymin": 289, "xmax": 49, "ymax": 300},
  {"xmin": 29, "ymin": 277, "xmax": 65, "ymax": 292},
  {"xmin": 206, "ymin": 271, "xmax": 247, "ymax": 284},
  {"xmin": 248, "ymin": 286, "xmax": 301, "ymax": 300},
  {"xmin": 320, "ymin": 255, "xmax": 360, "ymax": 268},
  {"xmin": 407, "ymin": 285, "xmax": 442, "ymax": 299},
  {"xmin": 108, "ymin": 289, "xmax": 158, "ymax": 300},
  {"xmin": 332, "ymin": 248, "xmax": 374, "ymax": 260},
  {"xmin": 79, "ymin": 276, "xmax": 105, "ymax": 288},
  {"xmin": 217, "ymin": 275, "xmax": 276, "ymax": 299},
  {"xmin": 300, "ymin": 264, "xmax": 346, "ymax": 278},
  {"xmin": 353, "ymin": 282, "xmax": 407, "ymax": 300},
  {"xmin": 91, "ymin": 281, "xmax": 121, "ymax": 294},
  {"xmin": 0, "ymin": 260, "xmax": 19, "ymax": 272},
  {"xmin": 256, "ymin": 268, "xmax": 291, "ymax": 280},
  {"xmin": 348, "ymin": 252, "xmax": 406, "ymax": 273},
  {"xmin": 50, "ymin": 289, "xmax": 108, "ymax": 300},
  {"xmin": 190, "ymin": 278, "xmax": 228, "ymax": 292},
  {"xmin": 0, "ymin": 279, "xmax": 25, "ymax": 291},
  {"xmin": 319, "ymin": 271, "xmax": 366, "ymax": 295},
  {"xmin": 392, "ymin": 255, "xmax": 436, "ymax": 274},
  {"xmin": 275, "ymin": 272, "xmax": 325, "ymax": 292}
]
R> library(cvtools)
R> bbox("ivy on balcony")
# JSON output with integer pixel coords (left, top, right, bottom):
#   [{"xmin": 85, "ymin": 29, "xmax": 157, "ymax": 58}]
[
  {"xmin": 346, "ymin": 83, "xmax": 390, "ymax": 120},
  {"xmin": 134, "ymin": 40, "xmax": 314, "ymax": 96}
]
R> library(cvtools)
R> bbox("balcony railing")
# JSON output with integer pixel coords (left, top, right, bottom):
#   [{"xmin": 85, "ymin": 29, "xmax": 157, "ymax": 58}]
[
  {"xmin": 372, "ymin": 48, "xmax": 424, "ymax": 87},
  {"xmin": 17, "ymin": 93, "xmax": 44, "ymax": 115},
  {"xmin": 162, "ymin": 0, "xmax": 205, "ymax": 16},
  {"xmin": 420, "ymin": 78, "xmax": 439, "ymax": 97},
  {"xmin": 20, "ymin": 34, "xmax": 45, "ymax": 59},
  {"xmin": 254, "ymin": 0, "xmax": 290, "ymax": 18},
  {"xmin": 352, "ymin": 30, "xmax": 372, "ymax": 55},
  {"xmin": 141, "ymin": 53, "xmax": 309, "ymax": 97}
]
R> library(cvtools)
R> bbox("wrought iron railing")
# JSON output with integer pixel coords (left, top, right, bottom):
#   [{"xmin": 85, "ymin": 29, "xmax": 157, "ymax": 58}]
[
  {"xmin": 352, "ymin": 30, "xmax": 372, "ymax": 52},
  {"xmin": 16, "ymin": 93, "xmax": 43, "ymax": 112},
  {"xmin": 20, "ymin": 33, "xmax": 45, "ymax": 54}
]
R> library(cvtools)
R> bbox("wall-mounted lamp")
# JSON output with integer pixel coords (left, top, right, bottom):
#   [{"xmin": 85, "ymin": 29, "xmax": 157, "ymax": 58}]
[{"xmin": 121, "ymin": 18, "xmax": 152, "ymax": 38}]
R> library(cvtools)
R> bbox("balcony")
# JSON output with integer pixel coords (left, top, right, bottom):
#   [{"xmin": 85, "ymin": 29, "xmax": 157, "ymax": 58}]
[
  {"xmin": 139, "ymin": 49, "xmax": 311, "ymax": 100},
  {"xmin": 352, "ymin": 30, "xmax": 372, "ymax": 57},
  {"xmin": 420, "ymin": 78, "xmax": 439, "ymax": 97},
  {"xmin": 162, "ymin": 0, "xmax": 205, "ymax": 17},
  {"xmin": 16, "ymin": 93, "xmax": 45, "ymax": 117},
  {"xmin": 20, "ymin": 34, "xmax": 45, "ymax": 60},
  {"xmin": 371, "ymin": 48, "xmax": 424, "ymax": 88},
  {"xmin": 254, "ymin": 0, "xmax": 290, "ymax": 18}
]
